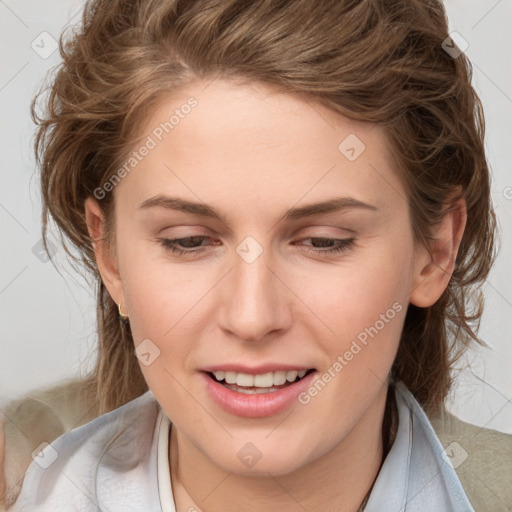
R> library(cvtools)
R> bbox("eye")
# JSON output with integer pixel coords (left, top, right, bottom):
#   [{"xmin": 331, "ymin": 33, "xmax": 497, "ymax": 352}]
[
  {"xmin": 157, "ymin": 235, "xmax": 355, "ymax": 257},
  {"xmin": 295, "ymin": 237, "xmax": 356, "ymax": 254},
  {"xmin": 157, "ymin": 235, "xmax": 213, "ymax": 255}
]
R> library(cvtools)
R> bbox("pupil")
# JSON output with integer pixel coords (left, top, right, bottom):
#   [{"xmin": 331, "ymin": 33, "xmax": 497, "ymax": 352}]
[{"xmin": 311, "ymin": 238, "xmax": 333, "ymax": 248}]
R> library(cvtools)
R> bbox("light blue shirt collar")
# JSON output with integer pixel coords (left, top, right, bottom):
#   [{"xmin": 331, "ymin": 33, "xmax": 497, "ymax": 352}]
[
  {"xmin": 11, "ymin": 382, "xmax": 475, "ymax": 511},
  {"xmin": 365, "ymin": 381, "xmax": 474, "ymax": 511}
]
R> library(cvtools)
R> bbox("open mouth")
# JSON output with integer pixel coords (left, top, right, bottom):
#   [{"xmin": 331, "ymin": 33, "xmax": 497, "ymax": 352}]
[{"xmin": 206, "ymin": 368, "xmax": 316, "ymax": 394}]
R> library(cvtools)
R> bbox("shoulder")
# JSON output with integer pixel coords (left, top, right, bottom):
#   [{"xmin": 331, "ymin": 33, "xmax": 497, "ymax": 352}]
[
  {"xmin": 379, "ymin": 382, "xmax": 475, "ymax": 510},
  {"xmin": 427, "ymin": 406, "xmax": 512, "ymax": 512},
  {"xmin": 394, "ymin": 382, "xmax": 511, "ymax": 511},
  {"xmin": 1, "ymin": 378, "xmax": 99, "ymax": 508},
  {"xmin": 8, "ymin": 390, "xmax": 162, "ymax": 511}
]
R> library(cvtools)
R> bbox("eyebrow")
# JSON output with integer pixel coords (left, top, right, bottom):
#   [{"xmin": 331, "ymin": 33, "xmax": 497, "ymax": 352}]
[{"xmin": 138, "ymin": 194, "xmax": 377, "ymax": 223}]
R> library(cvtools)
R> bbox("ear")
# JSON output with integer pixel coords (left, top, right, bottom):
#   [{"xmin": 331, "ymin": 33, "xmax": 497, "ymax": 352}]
[
  {"xmin": 409, "ymin": 197, "xmax": 467, "ymax": 308},
  {"xmin": 84, "ymin": 197, "xmax": 126, "ymax": 312}
]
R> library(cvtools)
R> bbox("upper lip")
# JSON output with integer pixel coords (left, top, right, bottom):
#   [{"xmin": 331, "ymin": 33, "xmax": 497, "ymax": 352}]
[{"xmin": 201, "ymin": 364, "xmax": 315, "ymax": 374}]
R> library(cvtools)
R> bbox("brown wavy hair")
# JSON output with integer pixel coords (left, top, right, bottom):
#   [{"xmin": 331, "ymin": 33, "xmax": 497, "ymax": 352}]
[{"xmin": 31, "ymin": 0, "xmax": 497, "ymax": 417}]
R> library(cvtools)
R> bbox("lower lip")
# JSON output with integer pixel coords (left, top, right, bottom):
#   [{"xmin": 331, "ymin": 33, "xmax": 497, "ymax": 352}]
[{"xmin": 200, "ymin": 371, "xmax": 317, "ymax": 418}]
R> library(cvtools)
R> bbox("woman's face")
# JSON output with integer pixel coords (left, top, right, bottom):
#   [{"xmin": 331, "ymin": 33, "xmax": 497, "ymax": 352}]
[{"xmin": 90, "ymin": 78, "xmax": 427, "ymax": 476}]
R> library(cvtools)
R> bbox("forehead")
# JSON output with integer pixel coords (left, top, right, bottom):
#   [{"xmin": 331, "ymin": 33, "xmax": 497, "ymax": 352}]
[{"xmin": 115, "ymin": 78, "xmax": 406, "ymax": 220}]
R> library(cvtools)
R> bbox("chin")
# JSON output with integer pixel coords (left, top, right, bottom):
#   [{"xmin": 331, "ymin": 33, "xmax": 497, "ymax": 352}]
[{"xmin": 210, "ymin": 442, "xmax": 313, "ymax": 478}]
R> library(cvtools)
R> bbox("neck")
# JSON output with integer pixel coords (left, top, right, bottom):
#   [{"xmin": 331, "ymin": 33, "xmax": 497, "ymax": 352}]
[{"xmin": 170, "ymin": 383, "xmax": 392, "ymax": 512}]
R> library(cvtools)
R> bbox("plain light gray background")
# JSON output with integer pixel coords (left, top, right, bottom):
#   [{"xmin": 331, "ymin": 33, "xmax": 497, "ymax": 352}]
[{"xmin": 1, "ymin": 0, "xmax": 511, "ymax": 433}]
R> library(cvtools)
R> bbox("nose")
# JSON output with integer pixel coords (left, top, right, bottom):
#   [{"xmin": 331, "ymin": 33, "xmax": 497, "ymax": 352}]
[{"xmin": 218, "ymin": 244, "xmax": 292, "ymax": 343}]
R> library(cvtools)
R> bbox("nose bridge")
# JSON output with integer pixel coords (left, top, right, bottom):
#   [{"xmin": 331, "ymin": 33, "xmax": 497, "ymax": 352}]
[{"xmin": 219, "ymin": 237, "xmax": 289, "ymax": 341}]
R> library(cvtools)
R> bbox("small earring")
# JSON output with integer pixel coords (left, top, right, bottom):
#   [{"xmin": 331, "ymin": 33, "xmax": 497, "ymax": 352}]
[{"xmin": 118, "ymin": 303, "xmax": 129, "ymax": 320}]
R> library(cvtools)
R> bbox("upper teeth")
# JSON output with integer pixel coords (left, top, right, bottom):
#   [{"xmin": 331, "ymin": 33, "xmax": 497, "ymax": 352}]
[{"xmin": 213, "ymin": 370, "xmax": 308, "ymax": 387}]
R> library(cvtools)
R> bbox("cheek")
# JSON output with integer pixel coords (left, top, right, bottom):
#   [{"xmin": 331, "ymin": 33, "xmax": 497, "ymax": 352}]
[
  {"xmin": 118, "ymin": 236, "xmax": 207, "ymax": 332},
  {"xmin": 295, "ymin": 263, "xmax": 409, "ymax": 437},
  {"xmin": 121, "ymin": 257, "xmax": 207, "ymax": 414},
  {"xmin": 298, "ymin": 241, "xmax": 412, "ymax": 338},
  {"xmin": 295, "ymin": 240, "xmax": 413, "ymax": 409}
]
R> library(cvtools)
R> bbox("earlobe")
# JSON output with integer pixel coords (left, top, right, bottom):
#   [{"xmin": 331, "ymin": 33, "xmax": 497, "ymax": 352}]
[
  {"xmin": 409, "ymin": 198, "xmax": 467, "ymax": 308},
  {"xmin": 84, "ymin": 197, "xmax": 125, "ymax": 309}
]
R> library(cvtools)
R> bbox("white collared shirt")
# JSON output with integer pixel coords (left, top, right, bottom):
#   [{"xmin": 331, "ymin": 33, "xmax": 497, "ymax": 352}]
[{"xmin": 10, "ymin": 381, "xmax": 474, "ymax": 511}]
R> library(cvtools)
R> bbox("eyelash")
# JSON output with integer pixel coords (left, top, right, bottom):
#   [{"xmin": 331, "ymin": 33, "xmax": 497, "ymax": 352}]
[{"xmin": 157, "ymin": 236, "xmax": 356, "ymax": 257}]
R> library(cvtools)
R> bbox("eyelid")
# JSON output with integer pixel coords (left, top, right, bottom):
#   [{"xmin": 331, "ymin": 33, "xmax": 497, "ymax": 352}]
[{"xmin": 156, "ymin": 234, "xmax": 356, "ymax": 257}]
